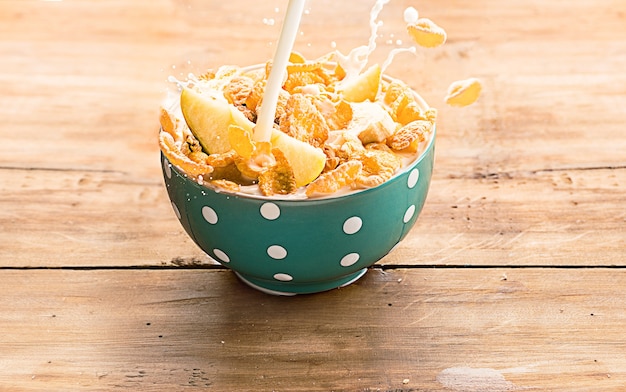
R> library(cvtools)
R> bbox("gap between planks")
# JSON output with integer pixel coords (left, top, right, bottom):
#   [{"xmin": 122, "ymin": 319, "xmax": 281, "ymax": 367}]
[{"xmin": 1, "ymin": 264, "xmax": 625, "ymax": 271}]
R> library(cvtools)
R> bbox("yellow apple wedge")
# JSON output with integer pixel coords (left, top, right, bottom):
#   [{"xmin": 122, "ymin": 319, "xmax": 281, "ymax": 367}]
[
  {"xmin": 269, "ymin": 130, "xmax": 326, "ymax": 187},
  {"xmin": 180, "ymin": 87, "xmax": 325, "ymax": 187},
  {"xmin": 338, "ymin": 64, "xmax": 381, "ymax": 103},
  {"xmin": 180, "ymin": 87, "xmax": 254, "ymax": 154}
]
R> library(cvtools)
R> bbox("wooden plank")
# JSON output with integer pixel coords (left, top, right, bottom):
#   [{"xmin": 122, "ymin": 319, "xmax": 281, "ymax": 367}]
[
  {"xmin": 1, "ymin": 166, "xmax": 623, "ymax": 267},
  {"xmin": 1, "ymin": 0, "xmax": 625, "ymax": 176},
  {"xmin": 392, "ymin": 167, "xmax": 626, "ymax": 267},
  {"xmin": 0, "ymin": 167, "xmax": 212, "ymax": 268},
  {"xmin": 0, "ymin": 268, "xmax": 624, "ymax": 391},
  {"xmin": 1, "ymin": 1, "xmax": 625, "ymax": 391}
]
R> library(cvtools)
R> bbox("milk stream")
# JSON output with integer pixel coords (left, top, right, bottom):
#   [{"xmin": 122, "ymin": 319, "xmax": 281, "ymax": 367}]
[{"xmin": 253, "ymin": 0, "xmax": 307, "ymax": 143}]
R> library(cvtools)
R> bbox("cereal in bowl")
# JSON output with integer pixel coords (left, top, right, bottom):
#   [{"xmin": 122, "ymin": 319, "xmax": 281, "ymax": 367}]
[
  {"xmin": 159, "ymin": 52, "xmax": 436, "ymax": 199},
  {"xmin": 159, "ymin": 2, "xmax": 482, "ymax": 199}
]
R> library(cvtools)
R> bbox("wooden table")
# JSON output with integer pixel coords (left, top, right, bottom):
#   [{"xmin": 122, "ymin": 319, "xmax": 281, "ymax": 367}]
[{"xmin": 1, "ymin": 0, "xmax": 624, "ymax": 390}]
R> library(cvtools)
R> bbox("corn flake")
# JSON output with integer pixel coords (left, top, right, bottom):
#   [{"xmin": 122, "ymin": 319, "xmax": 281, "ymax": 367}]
[
  {"xmin": 407, "ymin": 18, "xmax": 447, "ymax": 48},
  {"xmin": 159, "ymin": 131, "xmax": 214, "ymax": 177},
  {"xmin": 383, "ymin": 81, "xmax": 409, "ymax": 106},
  {"xmin": 354, "ymin": 146, "xmax": 401, "ymax": 188},
  {"xmin": 289, "ymin": 51, "xmax": 307, "ymax": 64},
  {"xmin": 310, "ymin": 96, "xmax": 353, "ymax": 131},
  {"xmin": 306, "ymin": 160, "xmax": 362, "ymax": 197},
  {"xmin": 223, "ymin": 76, "xmax": 254, "ymax": 106},
  {"xmin": 285, "ymin": 61, "xmax": 335, "ymax": 90},
  {"xmin": 248, "ymin": 80, "xmax": 291, "ymax": 122},
  {"xmin": 159, "ymin": 107, "xmax": 182, "ymax": 141},
  {"xmin": 246, "ymin": 79, "xmax": 266, "ymax": 112},
  {"xmin": 210, "ymin": 162, "xmax": 252, "ymax": 185},
  {"xmin": 279, "ymin": 94, "xmax": 329, "ymax": 148},
  {"xmin": 322, "ymin": 144, "xmax": 341, "ymax": 172},
  {"xmin": 234, "ymin": 141, "xmax": 276, "ymax": 181},
  {"xmin": 445, "ymin": 78, "xmax": 482, "ymax": 107},
  {"xmin": 387, "ymin": 120, "xmax": 432, "ymax": 151},
  {"xmin": 205, "ymin": 149, "xmax": 236, "ymax": 168},
  {"xmin": 258, "ymin": 148, "xmax": 297, "ymax": 196},
  {"xmin": 284, "ymin": 70, "xmax": 328, "ymax": 94},
  {"xmin": 228, "ymin": 124, "xmax": 254, "ymax": 159},
  {"xmin": 336, "ymin": 132, "xmax": 366, "ymax": 162},
  {"xmin": 197, "ymin": 70, "xmax": 216, "ymax": 81},
  {"xmin": 383, "ymin": 81, "xmax": 424, "ymax": 124},
  {"xmin": 188, "ymin": 150, "xmax": 210, "ymax": 164}
]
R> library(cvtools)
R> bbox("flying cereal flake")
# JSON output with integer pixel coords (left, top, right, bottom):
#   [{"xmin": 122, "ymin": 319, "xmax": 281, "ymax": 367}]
[
  {"xmin": 444, "ymin": 78, "xmax": 483, "ymax": 107},
  {"xmin": 406, "ymin": 18, "xmax": 447, "ymax": 48}
]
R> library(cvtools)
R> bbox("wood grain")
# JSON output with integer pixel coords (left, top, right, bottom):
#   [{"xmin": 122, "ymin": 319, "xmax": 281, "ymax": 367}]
[
  {"xmin": 1, "ymin": 166, "xmax": 623, "ymax": 267},
  {"xmin": 1, "ymin": 0, "xmax": 623, "ymax": 269},
  {"xmin": 1, "ymin": 0, "xmax": 625, "ymax": 390},
  {"xmin": 1, "ymin": 268, "xmax": 624, "ymax": 391}
]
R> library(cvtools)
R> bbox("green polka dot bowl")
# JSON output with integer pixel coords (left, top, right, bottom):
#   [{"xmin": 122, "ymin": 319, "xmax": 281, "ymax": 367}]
[
  {"xmin": 161, "ymin": 126, "xmax": 434, "ymax": 296},
  {"xmin": 161, "ymin": 83, "xmax": 435, "ymax": 295}
]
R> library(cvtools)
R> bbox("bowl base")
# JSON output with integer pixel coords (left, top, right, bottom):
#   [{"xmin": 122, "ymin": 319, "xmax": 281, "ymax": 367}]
[{"xmin": 234, "ymin": 268, "xmax": 368, "ymax": 296}]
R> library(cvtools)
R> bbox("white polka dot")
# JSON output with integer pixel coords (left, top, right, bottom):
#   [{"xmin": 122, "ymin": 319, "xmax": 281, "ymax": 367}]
[
  {"xmin": 340, "ymin": 253, "xmax": 360, "ymax": 267},
  {"xmin": 213, "ymin": 248, "xmax": 230, "ymax": 263},
  {"xmin": 343, "ymin": 216, "xmax": 362, "ymax": 235},
  {"xmin": 171, "ymin": 202, "xmax": 181, "ymax": 220},
  {"xmin": 403, "ymin": 204, "xmax": 416, "ymax": 223},
  {"xmin": 267, "ymin": 245, "xmax": 287, "ymax": 260},
  {"xmin": 202, "ymin": 206, "xmax": 218, "ymax": 224},
  {"xmin": 407, "ymin": 169, "xmax": 419, "ymax": 188},
  {"xmin": 273, "ymin": 273, "xmax": 293, "ymax": 282},
  {"xmin": 163, "ymin": 158, "xmax": 172, "ymax": 179},
  {"xmin": 260, "ymin": 202, "xmax": 280, "ymax": 220}
]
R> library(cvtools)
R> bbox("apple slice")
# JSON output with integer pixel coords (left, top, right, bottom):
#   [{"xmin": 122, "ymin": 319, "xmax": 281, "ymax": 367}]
[
  {"xmin": 270, "ymin": 130, "xmax": 326, "ymax": 187},
  {"xmin": 338, "ymin": 64, "xmax": 381, "ymax": 103},
  {"xmin": 180, "ymin": 87, "xmax": 325, "ymax": 187},
  {"xmin": 180, "ymin": 87, "xmax": 254, "ymax": 154}
]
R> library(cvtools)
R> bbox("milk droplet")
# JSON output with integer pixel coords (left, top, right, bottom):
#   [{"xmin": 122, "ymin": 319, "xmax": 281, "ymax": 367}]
[{"xmin": 404, "ymin": 7, "xmax": 419, "ymax": 24}]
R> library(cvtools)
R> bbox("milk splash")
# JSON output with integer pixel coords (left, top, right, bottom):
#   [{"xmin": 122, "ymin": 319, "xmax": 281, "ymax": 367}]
[{"xmin": 335, "ymin": 0, "xmax": 418, "ymax": 81}]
